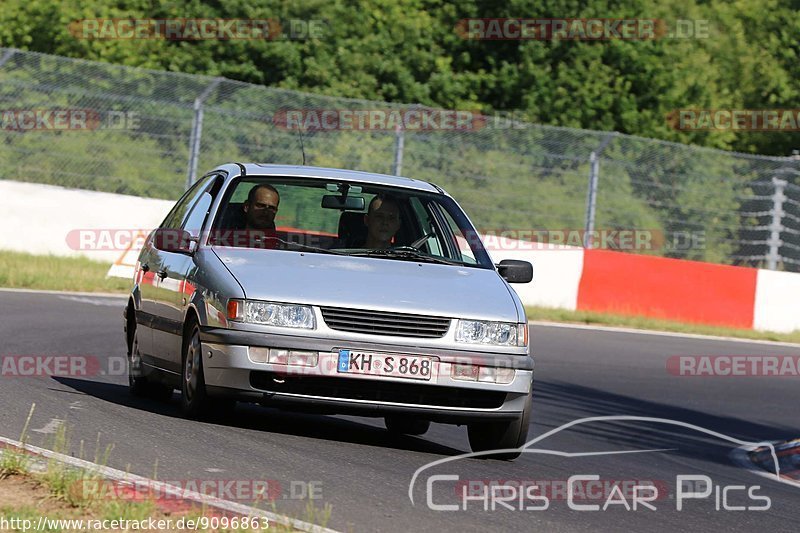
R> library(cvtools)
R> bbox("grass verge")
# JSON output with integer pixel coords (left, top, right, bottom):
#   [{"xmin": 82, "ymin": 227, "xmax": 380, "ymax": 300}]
[
  {"xmin": 526, "ymin": 306, "xmax": 800, "ymax": 344},
  {"xmin": 0, "ymin": 405, "xmax": 331, "ymax": 532},
  {"xmin": 0, "ymin": 250, "xmax": 129, "ymax": 293}
]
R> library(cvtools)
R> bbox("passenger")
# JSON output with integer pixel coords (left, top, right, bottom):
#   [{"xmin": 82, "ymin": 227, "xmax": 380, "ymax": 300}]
[{"xmin": 362, "ymin": 195, "xmax": 401, "ymax": 249}]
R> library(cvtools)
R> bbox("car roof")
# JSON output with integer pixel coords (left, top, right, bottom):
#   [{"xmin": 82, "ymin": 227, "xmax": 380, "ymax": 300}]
[{"xmin": 213, "ymin": 163, "xmax": 443, "ymax": 194}]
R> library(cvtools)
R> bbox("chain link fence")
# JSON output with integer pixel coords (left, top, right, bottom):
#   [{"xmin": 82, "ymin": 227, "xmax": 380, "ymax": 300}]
[{"xmin": 1, "ymin": 47, "xmax": 799, "ymax": 271}]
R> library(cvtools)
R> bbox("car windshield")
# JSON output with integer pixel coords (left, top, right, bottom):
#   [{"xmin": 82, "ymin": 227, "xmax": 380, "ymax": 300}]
[{"xmin": 208, "ymin": 176, "xmax": 494, "ymax": 269}]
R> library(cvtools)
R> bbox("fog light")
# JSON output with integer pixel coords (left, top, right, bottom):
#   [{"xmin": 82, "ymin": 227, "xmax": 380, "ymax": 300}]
[
  {"xmin": 478, "ymin": 367, "xmax": 497, "ymax": 383},
  {"xmin": 452, "ymin": 363, "xmax": 516, "ymax": 384},
  {"xmin": 287, "ymin": 351, "xmax": 318, "ymax": 366},
  {"xmin": 250, "ymin": 348, "xmax": 318, "ymax": 366},
  {"xmin": 268, "ymin": 349, "xmax": 289, "ymax": 364},
  {"xmin": 250, "ymin": 347, "xmax": 268, "ymax": 363},
  {"xmin": 452, "ymin": 364, "xmax": 479, "ymax": 381},
  {"xmin": 495, "ymin": 367, "xmax": 516, "ymax": 384},
  {"xmin": 266, "ymin": 349, "xmax": 317, "ymax": 366}
]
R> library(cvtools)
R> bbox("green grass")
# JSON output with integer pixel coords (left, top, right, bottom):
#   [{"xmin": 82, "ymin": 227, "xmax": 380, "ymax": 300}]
[
  {"xmin": 0, "ymin": 250, "xmax": 129, "ymax": 293},
  {"xmin": 526, "ymin": 306, "xmax": 800, "ymax": 344}
]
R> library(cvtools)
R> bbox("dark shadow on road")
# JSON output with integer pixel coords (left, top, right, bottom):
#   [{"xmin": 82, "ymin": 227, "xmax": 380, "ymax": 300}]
[
  {"xmin": 528, "ymin": 379, "xmax": 798, "ymax": 470},
  {"xmin": 51, "ymin": 376, "xmax": 464, "ymax": 456}
]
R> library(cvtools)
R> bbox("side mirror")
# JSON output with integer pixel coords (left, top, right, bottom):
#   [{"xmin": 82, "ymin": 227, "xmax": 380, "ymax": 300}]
[
  {"xmin": 497, "ymin": 259, "xmax": 533, "ymax": 283},
  {"xmin": 153, "ymin": 228, "xmax": 194, "ymax": 254},
  {"xmin": 322, "ymin": 195, "xmax": 366, "ymax": 210}
]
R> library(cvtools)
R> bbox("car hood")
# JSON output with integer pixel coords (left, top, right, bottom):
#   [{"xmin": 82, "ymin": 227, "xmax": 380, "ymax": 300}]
[{"xmin": 212, "ymin": 248, "xmax": 519, "ymax": 322}]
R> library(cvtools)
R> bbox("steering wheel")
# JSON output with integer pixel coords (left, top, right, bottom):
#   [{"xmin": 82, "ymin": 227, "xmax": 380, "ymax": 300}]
[{"xmin": 393, "ymin": 232, "xmax": 436, "ymax": 251}]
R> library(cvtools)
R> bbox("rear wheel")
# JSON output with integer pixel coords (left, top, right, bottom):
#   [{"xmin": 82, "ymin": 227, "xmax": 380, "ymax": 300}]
[
  {"xmin": 467, "ymin": 394, "xmax": 532, "ymax": 460},
  {"xmin": 128, "ymin": 327, "xmax": 148, "ymax": 397},
  {"xmin": 128, "ymin": 321, "xmax": 174, "ymax": 401},
  {"xmin": 384, "ymin": 416, "xmax": 430, "ymax": 436}
]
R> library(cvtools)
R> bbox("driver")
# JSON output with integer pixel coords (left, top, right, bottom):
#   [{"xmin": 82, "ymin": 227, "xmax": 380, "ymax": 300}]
[
  {"xmin": 362, "ymin": 195, "xmax": 401, "ymax": 249},
  {"xmin": 221, "ymin": 183, "xmax": 281, "ymax": 248},
  {"xmin": 243, "ymin": 184, "xmax": 280, "ymax": 230}
]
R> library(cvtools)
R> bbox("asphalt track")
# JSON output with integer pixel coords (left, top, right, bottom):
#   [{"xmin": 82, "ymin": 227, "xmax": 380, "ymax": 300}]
[{"xmin": 1, "ymin": 289, "xmax": 799, "ymax": 532}]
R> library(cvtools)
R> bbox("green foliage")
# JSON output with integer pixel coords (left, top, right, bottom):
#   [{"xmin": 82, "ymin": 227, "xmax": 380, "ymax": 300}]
[
  {"xmin": 1, "ymin": 0, "xmax": 799, "ymax": 155},
  {"xmin": 1, "ymin": 1, "xmax": 797, "ymax": 266}
]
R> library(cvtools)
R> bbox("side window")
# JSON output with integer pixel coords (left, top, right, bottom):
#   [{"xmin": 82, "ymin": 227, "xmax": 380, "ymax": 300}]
[
  {"xmin": 160, "ymin": 176, "xmax": 214, "ymax": 230},
  {"xmin": 409, "ymin": 197, "xmax": 443, "ymax": 256},
  {"xmin": 430, "ymin": 203, "xmax": 477, "ymax": 264},
  {"xmin": 182, "ymin": 175, "xmax": 223, "ymax": 234},
  {"xmin": 182, "ymin": 192, "xmax": 213, "ymax": 234}
]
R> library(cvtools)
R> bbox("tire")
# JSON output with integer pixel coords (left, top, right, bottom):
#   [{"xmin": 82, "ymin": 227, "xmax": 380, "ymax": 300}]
[
  {"xmin": 384, "ymin": 416, "xmax": 430, "ymax": 436},
  {"xmin": 128, "ymin": 317, "xmax": 174, "ymax": 402},
  {"xmin": 181, "ymin": 319, "xmax": 211, "ymax": 418},
  {"xmin": 128, "ymin": 326, "xmax": 149, "ymax": 397},
  {"xmin": 467, "ymin": 394, "xmax": 532, "ymax": 460}
]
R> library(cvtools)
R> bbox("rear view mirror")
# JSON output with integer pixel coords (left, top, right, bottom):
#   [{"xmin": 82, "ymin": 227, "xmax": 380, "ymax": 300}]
[
  {"xmin": 322, "ymin": 195, "xmax": 365, "ymax": 210},
  {"xmin": 153, "ymin": 228, "xmax": 194, "ymax": 254},
  {"xmin": 497, "ymin": 259, "xmax": 533, "ymax": 283}
]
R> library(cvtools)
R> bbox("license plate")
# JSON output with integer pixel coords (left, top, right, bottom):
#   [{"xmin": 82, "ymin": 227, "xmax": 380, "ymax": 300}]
[{"xmin": 337, "ymin": 350, "xmax": 433, "ymax": 381}]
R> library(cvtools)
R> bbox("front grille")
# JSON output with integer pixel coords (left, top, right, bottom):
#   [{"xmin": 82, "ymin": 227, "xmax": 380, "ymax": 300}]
[
  {"xmin": 320, "ymin": 307, "xmax": 450, "ymax": 338},
  {"xmin": 250, "ymin": 371, "xmax": 506, "ymax": 409}
]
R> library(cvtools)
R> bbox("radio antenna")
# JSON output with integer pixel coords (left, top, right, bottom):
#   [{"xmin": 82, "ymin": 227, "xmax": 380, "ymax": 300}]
[{"xmin": 297, "ymin": 127, "xmax": 307, "ymax": 166}]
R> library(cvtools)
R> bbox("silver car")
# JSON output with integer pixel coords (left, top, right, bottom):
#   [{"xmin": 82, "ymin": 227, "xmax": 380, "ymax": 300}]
[{"xmin": 124, "ymin": 163, "xmax": 534, "ymax": 458}]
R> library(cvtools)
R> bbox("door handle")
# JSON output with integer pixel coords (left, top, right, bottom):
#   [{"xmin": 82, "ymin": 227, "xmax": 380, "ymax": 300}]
[{"xmin": 157, "ymin": 270, "xmax": 168, "ymax": 280}]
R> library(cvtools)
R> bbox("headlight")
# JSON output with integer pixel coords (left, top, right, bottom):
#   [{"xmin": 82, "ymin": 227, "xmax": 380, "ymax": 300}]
[
  {"xmin": 455, "ymin": 320, "xmax": 527, "ymax": 347},
  {"xmin": 227, "ymin": 299, "xmax": 315, "ymax": 329}
]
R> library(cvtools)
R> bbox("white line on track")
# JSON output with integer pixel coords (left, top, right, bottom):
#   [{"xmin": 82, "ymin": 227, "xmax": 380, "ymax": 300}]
[
  {"xmin": 529, "ymin": 320, "xmax": 800, "ymax": 348},
  {"xmin": 0, "ymin": 287, "xmax": 127, "ymax": 298}
]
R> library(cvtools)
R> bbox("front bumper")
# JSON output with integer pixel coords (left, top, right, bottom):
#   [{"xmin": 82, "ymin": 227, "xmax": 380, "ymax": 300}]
[{"xmin": 200, "ymin": 327, "xmax": 534, "ymax": 422}]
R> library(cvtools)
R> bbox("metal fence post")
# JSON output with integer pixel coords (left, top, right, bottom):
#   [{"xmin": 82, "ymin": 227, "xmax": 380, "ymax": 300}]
[
  {"xmin": 185, "ymin": 78, "xmax": 223, "ymax": 190},
  {"xmin": 392, "ymin": 124, "xmax": 405, "ymax": 176},
  {"xmin": 766, "ymin": 177, "xmax": 788, "ymax": 270},
  {"xmin": 583, "ymin": 132, "xmax": 617, "ymax": 248},
  {"xmin": 0, "ymin": 48, "xmax": 17, "ymax": 68},
  {"xmin": 584, "ymin": 151, "xmax": 599, "ymax": 248}
]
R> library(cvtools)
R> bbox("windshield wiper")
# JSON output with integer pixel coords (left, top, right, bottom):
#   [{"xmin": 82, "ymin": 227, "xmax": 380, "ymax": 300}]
[
  {"xmin": 347, "ymin": 248, "xmax": 462, "ymax": 265},
  {"xmin": 213, "ymin": 234, "xmax": 348, "ymax": 256},
  {"xmin": 272, "ymin": 237, "xmax": 349, "ymax": 255}
]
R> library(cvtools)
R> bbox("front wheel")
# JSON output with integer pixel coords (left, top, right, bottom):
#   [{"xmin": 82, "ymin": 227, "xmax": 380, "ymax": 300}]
[
  {"xmin": 181, "ymin": 320, "xmax": 211, "ymax": 418},
  {"xmin": 467, "ymin": 394, "xmax": 532, "ymax": 460}
]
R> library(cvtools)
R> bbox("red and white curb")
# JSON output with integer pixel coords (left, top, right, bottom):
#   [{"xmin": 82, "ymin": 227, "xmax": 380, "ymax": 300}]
[
  {"xmin": 0, "ymin": 434, "xmax": 340, "ymax": 533},
  {"xmin": 731, "ymin": 441, "xmax": 800, "ymax": 490}
]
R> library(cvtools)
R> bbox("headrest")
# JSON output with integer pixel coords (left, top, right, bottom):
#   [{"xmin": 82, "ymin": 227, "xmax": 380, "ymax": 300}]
[{"xmin": 337, "ymin": 211, "xmax": 367, "ymax": 247}]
